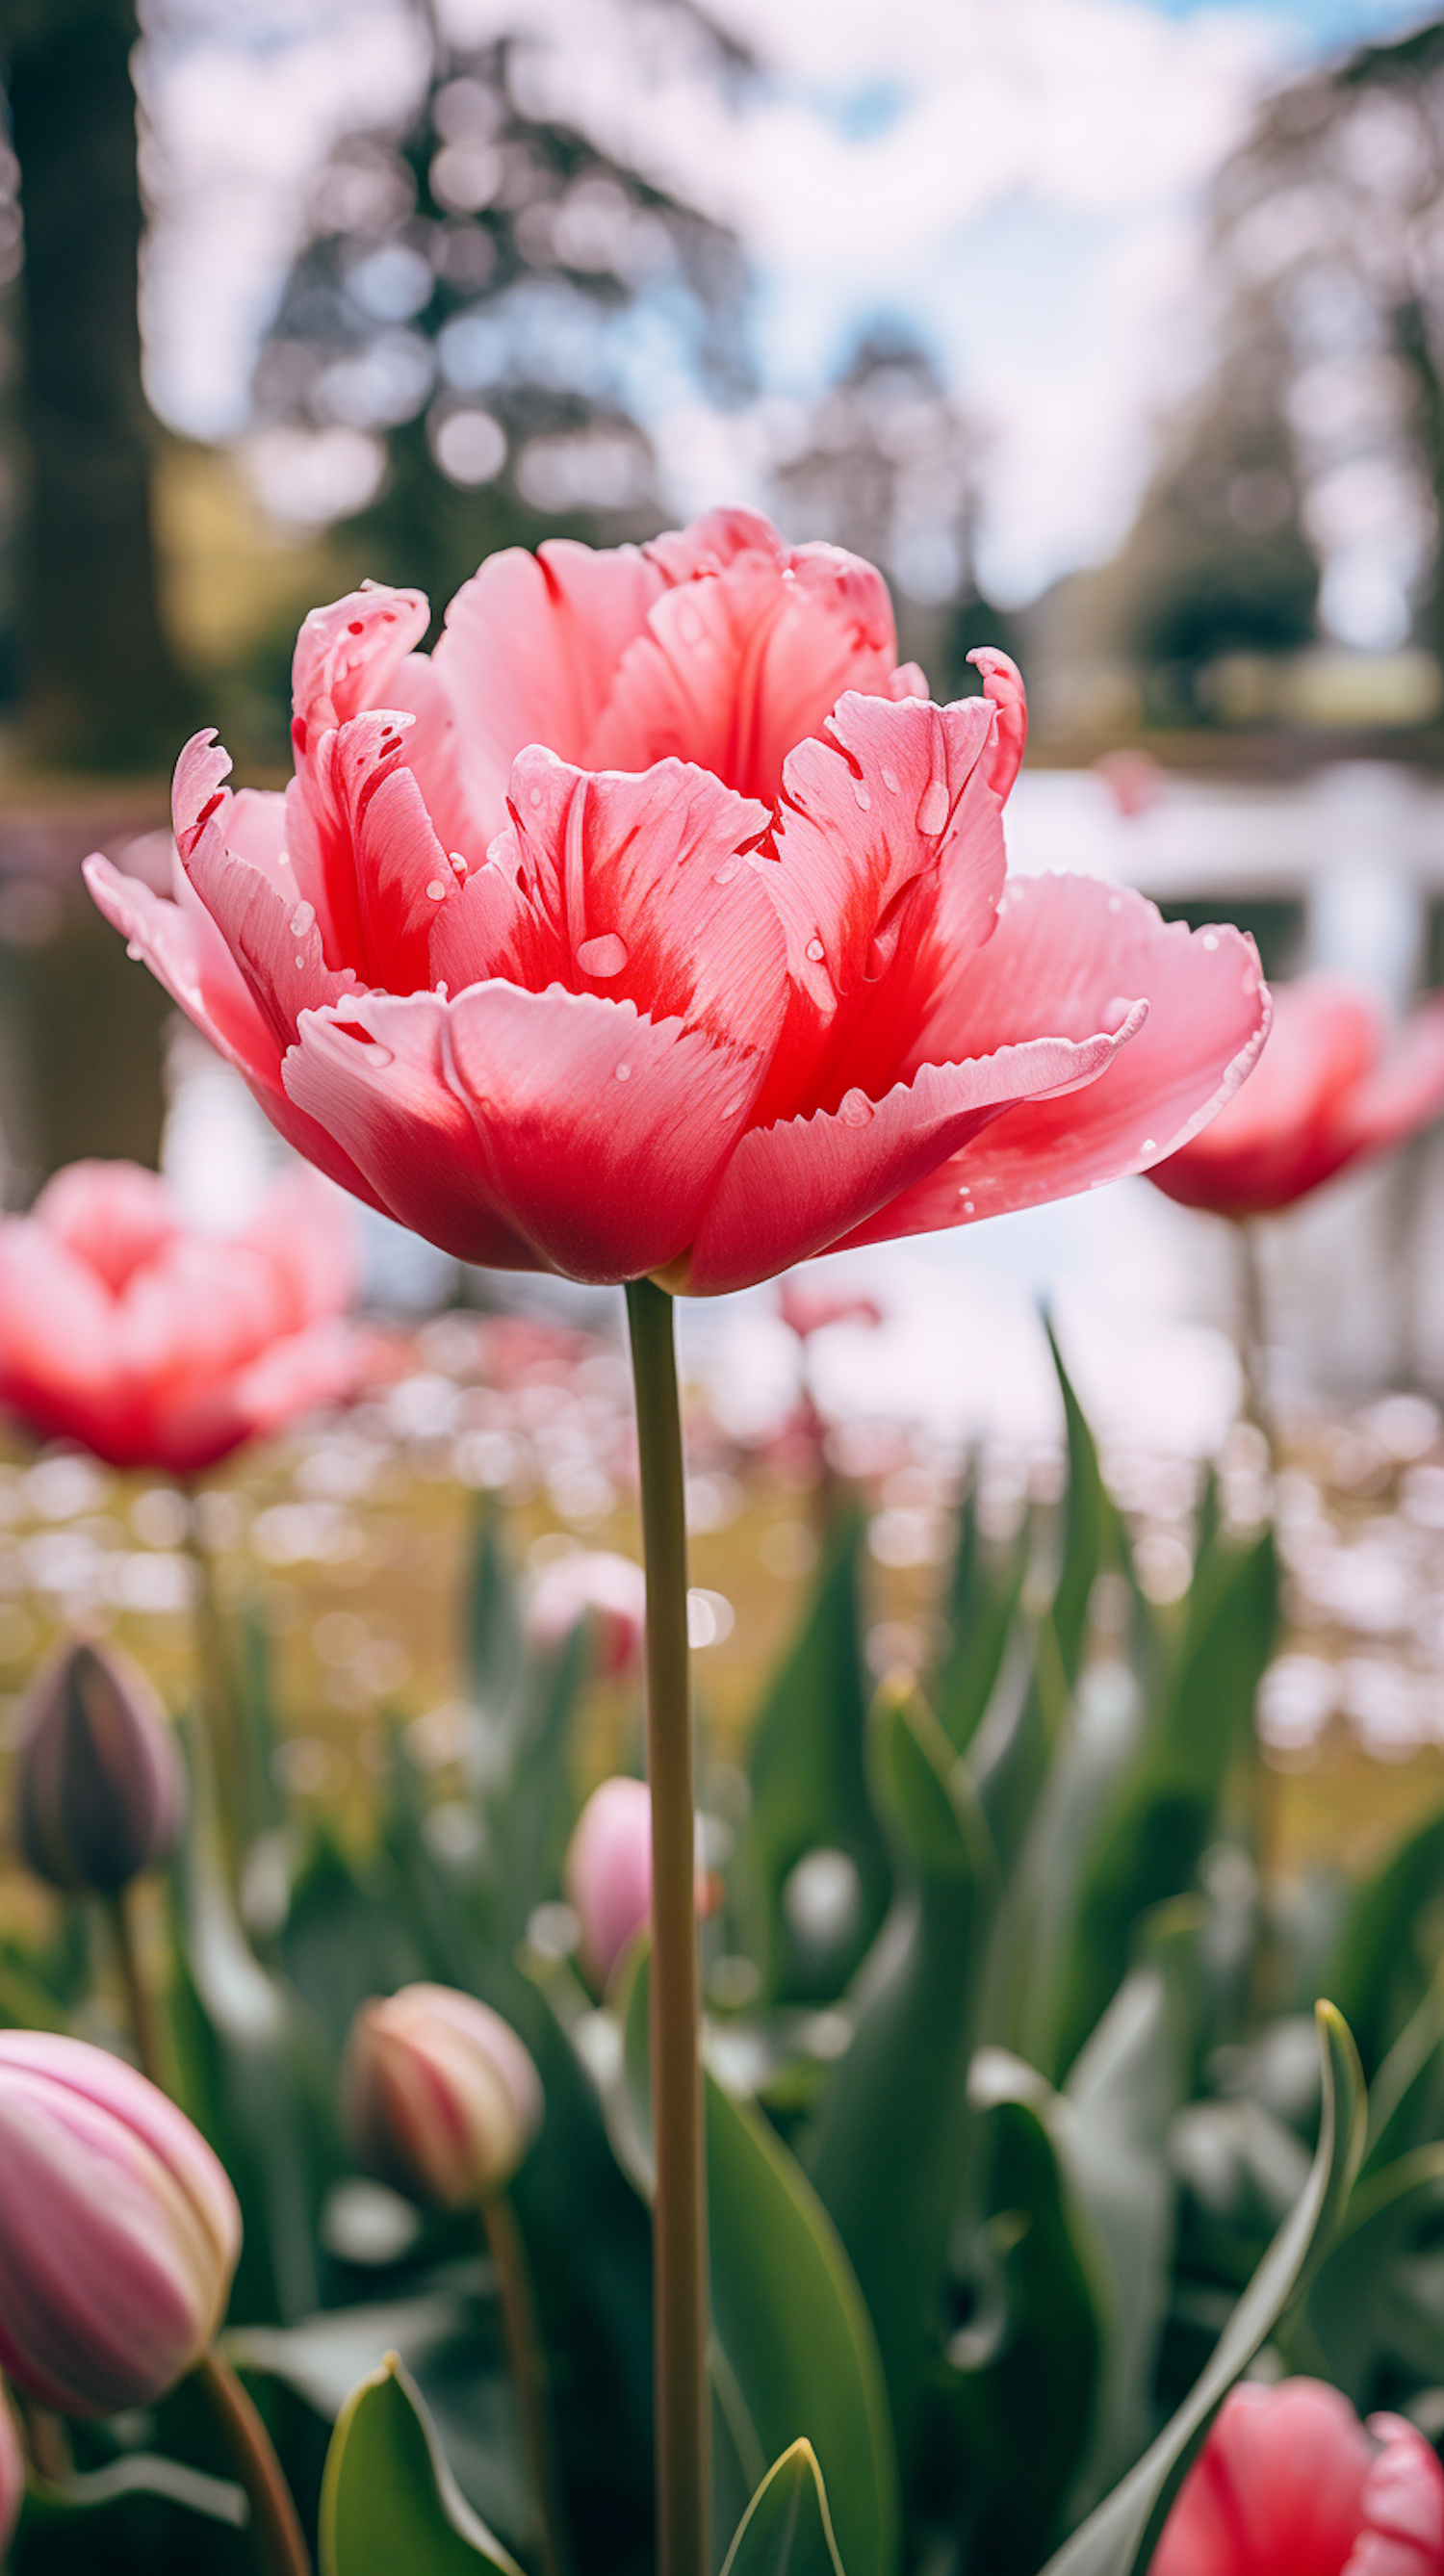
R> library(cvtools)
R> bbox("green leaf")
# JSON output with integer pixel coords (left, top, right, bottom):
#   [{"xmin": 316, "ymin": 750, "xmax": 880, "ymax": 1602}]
[
  {"xmin": 1052, "ymin": 1524, "xmax": 1277, "ymax": 2074},
  {"xmin": 616, "ymin": 1947, "xmax": 899, "ymax": 2576},
  {"xmin": 721, "ymin": 2441, "xmax": 847, "ymax": 2576},
  {"xmin": 736, "ymin": 1508, "xmax": 892, "ymax": 2002},
  {"xmin": 932, "ymin": 1479, "xmax": 1031, "ymax": 1756},
  {"xmin": 1040, "ymin": 2001, "xmax": 1364, "ymax": 2576},
  {"xmin": 1299, "ymin": 2143, "xmax": 1444, "ymax": 2400},
  {"xmin": 463, "ymin": 1501, "xmax": 525, "ymax": 1727},
  {"xmin": 486, "ymin": 1620, "xmax": 590, "ymax": 1951},
  {"xmin": 1363, "ymin": 1959, "xmax": 1444, "ymax": 2175},
  {"xmin": 320, "ymin": 2352, "xmax": 522, "ymax": 2576},
  {"xmin": 809, "ymin": 1685, "xmax": 993, "ymax": 2459},
  {"xmin": 1328, "ymin": 1806, "xmax": 1444, "ymax": 2074},
  {"xmin": 1045, "ymin": 1318, "xmax": 1115, "ymax": 1687}
]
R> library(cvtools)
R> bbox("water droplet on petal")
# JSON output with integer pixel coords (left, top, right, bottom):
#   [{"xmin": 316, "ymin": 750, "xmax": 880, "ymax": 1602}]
[
  {"xmin": 578, "ymin": 932, "xmax": 629, "ymax": 977},
  {"xmin": 1201, "ymin": 930, "xmax": 1219, "ymax": 950},
  {"xmin": 851, "ymin": 777, "xmax": 872, "ymax": 812},
  {"xmin": 1140, "ymin": 1139, "xmax": 1157, "ymax": 1155},
  {"xmin": 289, "ymin": 900, "xmax": 315, "ymax": 938},
  {"xmin": 712, "ymin": 858, "xmax": 740, "ymax": 886},
  {"xmin": 126, "ymin": 941, "xmax": 142, "ymax": 961},
  {"xmin": 425, "ymin": 878, "xmax": 447, "ymax": 901},
  {"xmin": 881, "ymin": 766, "xmax": 899, "ymax": 793},
  {"xmin": 805, "ymin": 937, "xmax": 826, "ymax": 964},
  {"xmin": 915, "ymin": 778, "xmax": 948, "ymax": 837},
  {"xmin": 838, "ymin": 1088, "xmax": 874, "ymax": 1127},
  {"xmin": 615, "ymin": 1061, "xmax": 632, "ymax": 1082},
  {"xmin": 720, "ymin": 1097, "xmax": 745, "ymax": 1121}
]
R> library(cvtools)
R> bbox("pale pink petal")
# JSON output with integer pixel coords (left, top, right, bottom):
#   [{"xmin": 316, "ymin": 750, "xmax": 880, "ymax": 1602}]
[
  {"xmin": 33, "ymin": 1161, "xmax": 176, "ymax": 1294},
  {"xmin": 967, "ymin": 649, "xmax": 1028, "ymax": 800},
  {"xmin": 229, "ymin": 1318, "xmax": 368, "ymax": 1443},
  {"xmin": 223, "ymin": 787, "xmax": 294, "ymax": 894},
  {"xmin": 290, "ymin": 583, "xmax": 430, "ymax": 754},
  {"xmin": 586, "ymin": 540, "xmax": 901, "ymax": 803},
  {"xmin": 1351, "ymin": 2417, "xmax": 1444, "ymax": 2576},
  {"xmin": 0, "ymin": 1221, "xmax": 130, "ymax": 1455},
  {"xmin": 1330, "ymin": 995, "xmax": 1444, "ymax": 1162},
  {"xmin": 565, "ymin": 1776, "xmax": 655, "ymax": 1986},
  {"xmin": 117, "ymin": 1239, "xmax": 282, "ymax": 1395},
  {"xmin": 1149, "ymin": 975, "xmax": 1384, "ymax": 1216},
  {"xmin": 431, "ymin": 536, "xmax": 665, "ymax": 842},
  {"xmin": 432, "ymin": 750, "xmax": 786, "ymax": 1054},
  {"xmin": 182, "ymin": 834, "xmax": 359, "ymax": 1055},
  {"xmin": 678, "ymin": 1022, "xmax": 1140, "ymax": 1296},
  {"xmin": 281, "ymin": 994, "xmax": 540, "ymax": 1270},
  {"xmin": 833, "ymin": 878, "xmax": 1269, "ymax": 1249},
  {"xmin": 242, "ymin": 1168, "xmax": 357, "ymax": 1328},
  {"xmin": 441, "ymin": 981, "xmax": 762, "ymax": 1281},
  {"xmin": 641, "ymin": 505, "xmax": 788, "ymax": 583}
]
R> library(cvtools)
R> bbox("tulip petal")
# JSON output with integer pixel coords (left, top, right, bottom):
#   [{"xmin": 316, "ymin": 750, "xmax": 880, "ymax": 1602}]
[
  {"xmin": 586, "ymin": 539, "xmax": 903, "ymax": 803},
  {"xmin": 680, "ymin": 1021, "xmax": 1139, "ymax": 1296},
  {"xmin": 432, "ymin": 536, "xmax": 666, "ymax": 841},
  {"xmin": 282, "ymin": 993, "xmax": 539, "ymax": 1270},
  {"xmin": 33, "ymin": 1160, "xmax": 175, "ymax": 1294},
  {"xmin": 0, "ymin": 1219, "xmax": 129, "ymax": 1455},
  {"xmin": 291, "ymin": 583, "xmax": 430, "ymax": 754},
  {"xmin": 1330, "ymin": 994, "xmax": 1444, "ymax": 1163},
  {"xmin": 1148, "ymin": 974, "xmax": 1378, "ymax": 1214},
  {"xmin": 833, "ymin": 876, "xmax": 1269, "ymax": 1248}
]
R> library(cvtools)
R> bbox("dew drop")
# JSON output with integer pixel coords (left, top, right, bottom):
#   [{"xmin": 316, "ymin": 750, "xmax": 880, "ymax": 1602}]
[
  {"xmin": 838, "ymin": 1087, "xmax": 874, "ymax": 1127},
  {"xmin": 881, "ymin": 766, "xmax": 899, "ymax": 793},
  {"xmin": 126, "ymin": 941, "xmax": 142, "ymax": 961},
  {"xmin": 289, "ymin": 900, "xmax": 315, "ymax": 939},
  {"xmin": 805, "ymin": 936, "xmax": 826, "ymax": 965},
  {"xmin": 851, "ymin": 777, "xmax": 872, "ymax": 812},
  {"xmin": 915, "ymin": 778, "xmax": 948, "ymax": 837},
  {"xmin": 1201, "ymin": 931, "xmax": 1219, "ymax": 951},
  {"xmin": 615, "ymin": 1061, "xmax": 632, "ymax": 1082},
  {"xmin": 712, "ymin": 858, "xmax": 740, "ymax": 886},
  {"xmin": 720, "ymin": 1097, "xmax": 744, "ymax": 1121},
  {"xmin": 1140, "ymin": 1139, "xmax": 1157, "ymax": 1155},
  {"xmin": 425, "ymin": 879, "xmax": 447, "ymax": 902},
  {"xmin": 295, "ymin": 955, "xmax": 305, "ymax": 970},
  {"xmin": 1107, "ymin": 892, "xmax": 1123, "ymax": 914},
  {"xmin": 578, "ymin": 932, "xmax": 629, "ymax": 977},
  {"xmin": 434, "ymin": 979, "xmax": 450, "ymax": 999}
]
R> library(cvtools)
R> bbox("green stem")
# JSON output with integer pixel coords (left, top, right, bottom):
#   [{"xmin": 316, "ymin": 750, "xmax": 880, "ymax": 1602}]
[
  {"xmin": 104, "ymin": 1882, "xmax": 164, "ymax": 2089},
  {"xmin": 625, "ymin": 1278, "xmax": 709, "ymax": 2576},
  {"xmin": 1232, "ymin": 1216, "xmax": 1276, "ymax": 1461},
  {"xmin": 196, "ymin": 2348, "xmax": 311, "ymax": 2576},
  {"xmin": 481, "ymin": 2192, "xmax": 571, "ymax": 2576},
  {"xmin": 180, "ymin": 1483, "xmax": 243, "ymax": 1878}
]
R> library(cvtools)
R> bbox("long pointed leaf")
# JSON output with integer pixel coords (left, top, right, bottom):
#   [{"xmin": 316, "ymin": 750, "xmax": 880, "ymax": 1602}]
[{"xmin": 721, "ymin": 2441, "xmax": 847, "ymax": 2576}]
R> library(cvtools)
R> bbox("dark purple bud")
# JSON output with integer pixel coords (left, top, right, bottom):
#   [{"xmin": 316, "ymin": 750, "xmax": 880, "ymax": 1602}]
[{"xmin": 17, "ymin": 1636, "xmax": 185, "ymax": 1895}]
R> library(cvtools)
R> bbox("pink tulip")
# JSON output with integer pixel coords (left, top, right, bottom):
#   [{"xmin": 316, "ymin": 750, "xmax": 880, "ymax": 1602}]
[
  {"xmin": 1149, "ymin": 973, "xmax": 1444, "ymax": 1219},
  {"xmin": 0, "ymin": 1157, "xmax": 367, "ymax": 1474},
  {"xmin": 0, "ymin": 2385, "xmax": 20, "ymax": 2548},
  {"xmin": 0, "ymin": 2031, "xmax": 241, "ymax": 2416},
  {"xmin": 565, "ymin": 1775, "xmax": 712, "ymax": 1988},
  {"xmin": 1150, "ymin": 2380, "xmax": 1444, "ymax": 2576},
  {"xmin": 87, "ymin": 509, "xmax": 1268, "ymax": 1293},
  {"xmin": 528, "ymin": 1550, "xmax": 647, "ymax": 1677},
  {"xmin": 344, "ymin": 1985, "xmax": 544, "ymax": 2207},
  {"xmin": 778, "ymin": 1278, "xmax": 884, "ymax": 1343}
]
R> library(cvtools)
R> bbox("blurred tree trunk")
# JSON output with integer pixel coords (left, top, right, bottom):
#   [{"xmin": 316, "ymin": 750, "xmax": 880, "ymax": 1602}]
[{"xmin": 1, "ymin": 0, "xmax": 189, "ymax": 767}]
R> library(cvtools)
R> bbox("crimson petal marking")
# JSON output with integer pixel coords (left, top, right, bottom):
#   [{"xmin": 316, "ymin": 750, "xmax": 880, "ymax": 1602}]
[
  {"xmin": 833, "ymin": 877, "xmax": 1270, "ymax": 1250},
  {"xmin": 282, "ymin": 996, "xmax": 538, "ymax": 1271},
  {"xmin": 431, "ymin": 536, "xmax": 666, "ymax": 844},
  {"xmin": 441, "ymin": 981, "xmax": 762, "ymax": 1283},
  {"xmin": 678, "ymin": 1022, "xmax": 1139, "ymax": 1297}
]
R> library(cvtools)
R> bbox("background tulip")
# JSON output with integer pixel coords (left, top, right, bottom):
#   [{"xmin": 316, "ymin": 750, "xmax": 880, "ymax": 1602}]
[
  {"xmin": 528, "ymin": 1549, "xmax": 646, "ymax": 1678},
  {"xmin": 0, "ymin": 2031, "xmax": 241, "ymax": 2416},
  {"xmin": 344, "ymin": 1985, "xmax": 544, "ymax": 2209},
  {"xmin": 1150, "ymin": 2379, "xmax": 1444, "ymax": 2576},
  {"xmin": 565, "ymin": 1775, "xmax": 713, "ymax": 1988},
  {"xmin": 88, "ymin": 509, "xmax": 1268, "ymax": 1295},
  {"xmin": 0, "ymin": 2388, "xmax": 21, "ymax": 2552},
  {"xmin": 0, "ymin": 1157, "xmax": 367, "ymax": 1475},
  {"xmin": 17, "ymin": 1634, "xmax": 184, "ymax": 1896},
  {"xmin": 1148, "ymin": 973, "xmax": 1444, "ymax": 1218}
]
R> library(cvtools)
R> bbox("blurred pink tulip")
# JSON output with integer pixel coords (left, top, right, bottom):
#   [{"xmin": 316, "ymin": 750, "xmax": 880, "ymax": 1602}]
[
  {"xmin": 529, "ymin": 1550, "xmax": 646, "ymax": 1677},
  {"xmin": 1149, "ymin": 974, "xmax": 1444, "ymax": 1219},
  {"xmin": 1150, "ymin": 2380, "xmax": 1444, "ymax": 2576},
  {"xmin": 89, "ymin": 510, "xmax": 1267, "ymax": 1295},
  {"xmin": 0, "ymin": 2031, "xmax": 241, "ymax": 2416},
  {"xmin": 778, "ymin": 1278, "xmax": 884, "ymax": 1343},
  {"xmin": 18, "ymin": 1634, "xmax": 185, "ymax": 1896},
  {"xmin": 0, "ymin": 1158, "xmax": 368, "ymax": 1475},
  {"xmin": 344, "ymin": 1984, "xmax": 544, "ymax": 2208},
  {"xmin": 0, "ymin": 2385, "xmax": 20, "ymax": 2548},
  {"xmin": 565, "ymin": 1775, "xmax": 712, "ymax": 1988}
]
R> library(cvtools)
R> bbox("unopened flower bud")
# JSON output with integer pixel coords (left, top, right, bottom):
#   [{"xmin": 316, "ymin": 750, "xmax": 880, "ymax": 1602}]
[
  {"xmin": 0, "ymin": 2031, "xmax": 241, "ymax": 2416},
  {"xmin": 564, "ymin": 1776, "xmax": 714, "ymax": 1990},
  {"xmin": 528, "ymin": 1551, "xmax": 645, "ymax": 1678},
  {"xmin": 0, "ymin": 2385, "xmax": 21, "ymax": 2550},
  {"xmin": 344, "ymin": 1986, "xmax": 543, "ymax": 2209},
  {"xmin": 17, "ymin": 1636, "xmax": 185, "ymax": 1895}
]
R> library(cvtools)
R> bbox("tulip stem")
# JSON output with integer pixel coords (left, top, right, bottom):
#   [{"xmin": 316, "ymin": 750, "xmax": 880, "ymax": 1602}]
[
  {"xmin": 197, "ymin": 2348, "xmax": 311, "ymax": 2576},
  {"xmin": 180, "ymin": 1485, "xmax": 244, "ymax": 1877},
  {"xmin": 625, "ymin": 1277, "xmax": 709, "ymax": 2576},
  {"xmin": 1232, "ymin": 1216, "xmax": 1276, "ymax": 1458},
  {"xmin": 481, "ymin": 2191, "xmax": 571, "ymax": 2576},
  {"xmin": 105, "ymin": 1884, "xmax": 164, "ymax": 2090}
]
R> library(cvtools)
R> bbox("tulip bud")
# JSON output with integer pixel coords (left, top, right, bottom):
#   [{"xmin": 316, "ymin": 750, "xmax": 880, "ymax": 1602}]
[
  {"xmin": 344, "ymin": 1985, "xmax": 543, "ymax": 2209},
  {"xmin": 528, "ymin": 1550, "xmax": 645, "ymax": 1679},
  {"xmin": 17, "ymin": 1636, "xmax": 185, "ymax": 1896},
  {"xmin": 0, "ymin": 2031, "xmax": 241, "ymax": 2416},
  {"xmin": 0, "ymin": 2385, "xmax": 21, "ymax": 2551},
  {"xmin": 564, "ymin": 1775, "xmax": 715, "ymax": 1990}
]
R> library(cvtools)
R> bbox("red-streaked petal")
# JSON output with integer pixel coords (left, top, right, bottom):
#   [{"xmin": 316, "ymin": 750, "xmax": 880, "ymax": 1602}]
[
  {"xmin": 642, "ymin": 506, "xmax": 788, "ymax": 582},
  {"xmin": 291, "ymin": 583, "xmax": 430, "ymax": 756},
  {"xmin": 181, "ymin": 818, "xmax": 357, "ymax": 1054},
  {"xmin": 285, "ymin": 707, "xmax": 451, "ymax": 981},
  {"xmin": 1354, "ymin": 2415, "xmax": 1444, "ymax": 2576},
  {"xmin": 431, "ymin": 750, "xmax": 786, "ymax": 1053},
  {"xmin": 833, "ymin": 876, "xmax": 1268, "ymax": 1248},
  {"xmin": 441, "ymin": 981, "xmax": 762, "ymax": 1282},
  {"xmin": 431, "ymin": 537, "xmax": 665, "ymax": 842},
  {"xmin": 677, "ymin": 1023, "xmax": 1137, "ymax": 1296},
  {"xmin": 967, "ymin": 649, "xmax": 1027, "ymax": 800},
  {"xmin": 281, "ymin": 995, "xmax": 539, "ymax": 1271},
  {"xmin": 586, "ymin": 544, "xmax": 902, "ymax": 805},
  {"xmin": 1148, "ymin": 974, "xmax": 1382, "ymax": 1216}
]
